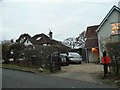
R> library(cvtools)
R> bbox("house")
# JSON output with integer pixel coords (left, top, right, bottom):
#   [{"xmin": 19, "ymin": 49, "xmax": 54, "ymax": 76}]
[
  {"xmin": 16, "ymin": 32, "xmax": 71, "ymax": 52},
  {"xmin": 96, "ymin": 5, "xmax": 120, "ymax": 61},
  {"xmin": 85, "ymin": 25, "xmax": 99, "ymax": 63},
  {"xmin": 15, "ymin": 32, "xmax": 71, "ymax": 66},
  {"xmin": 16, "ymin": 33, "xmax": 34, "ymax": 49}
]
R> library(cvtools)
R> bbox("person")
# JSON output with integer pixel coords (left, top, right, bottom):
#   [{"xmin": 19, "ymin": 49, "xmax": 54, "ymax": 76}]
[
  {"xmin": 49, "ymin": 52, "xmax": 61, "ymax": 72},
  {"xmin": 101, "ymin": 51, "xmax": 109, "ymax": 78},
  {"xmin": 66, "ymin": 52, "xmax": 70, "ymax": 65},
  {"xmin": 49, "ymin": 54, "xmax": 53, "ymax": 72},
  {"xmin": 56, "ymin": 52, "xmax": 61, "ymax": 70}
]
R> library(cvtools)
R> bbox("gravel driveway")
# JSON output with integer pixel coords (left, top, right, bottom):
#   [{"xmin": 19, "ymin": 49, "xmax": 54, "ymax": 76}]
[
  {"xmin": 51, "ymin": 62, "xmax": 104, "ymax": 83},
  {"xmin": 61, "ymin": 62, "xmax": 103, "ymax": 74}
]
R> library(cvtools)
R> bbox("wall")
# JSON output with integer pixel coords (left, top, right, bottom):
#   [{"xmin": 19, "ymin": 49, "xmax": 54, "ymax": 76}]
[
  {"xmin": 24, "ymin": 40, "xmax": 33, "ymax": 46},
  {"xmin": 98, "ymin": 10, "xmax": 120, "ymax": 61},
  {"xmin": 88, "ymin": 49, "xmax": 99, "ymax": 63}
]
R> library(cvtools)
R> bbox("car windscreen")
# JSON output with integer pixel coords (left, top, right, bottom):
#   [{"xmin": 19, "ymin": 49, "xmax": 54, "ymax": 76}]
[
  {"xmin": 68, "ymin": 52, "xmax": 81, "ymax": 57},
  {"xmin": 60, "ymin": 53, "xmax": 67, "ymax": 56}
]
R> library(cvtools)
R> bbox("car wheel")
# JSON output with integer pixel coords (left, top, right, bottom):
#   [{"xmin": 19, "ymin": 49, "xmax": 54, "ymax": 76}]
[{"xmin": 79, "ymin": 62, "xmax": 82, "ymax": 64}]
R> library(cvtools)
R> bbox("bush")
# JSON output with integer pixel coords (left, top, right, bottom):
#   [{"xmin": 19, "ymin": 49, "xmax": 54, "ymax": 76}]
[
  {"xmin": 14, "ymin": 45, "xmax": 70, "ymax": 68},
  {"xmin": 2, "ymin": 42, "xmax": 11, "ymax": 64},
  {"xmin": 2, "ymin": 43, "xmax": 71, "ymax": 69},
  {"xmin": 106, "ymin": 42, "xmax": 120, "ymax": 75}
]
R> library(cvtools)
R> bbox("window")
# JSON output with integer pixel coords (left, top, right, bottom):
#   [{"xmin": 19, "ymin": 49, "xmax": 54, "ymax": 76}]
[
  {"xmin": 111, "ymin": 22, "xmax": 120, "ymax": 34},
  {"xmin": 43, "ymin": 44, "xmax": 47, "ymax": 46}
]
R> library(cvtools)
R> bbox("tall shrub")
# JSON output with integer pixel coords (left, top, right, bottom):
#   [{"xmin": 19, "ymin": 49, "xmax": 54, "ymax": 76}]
[{"xmin": 106, "ymin": 42, "xmax": 120, "ymax": 75}]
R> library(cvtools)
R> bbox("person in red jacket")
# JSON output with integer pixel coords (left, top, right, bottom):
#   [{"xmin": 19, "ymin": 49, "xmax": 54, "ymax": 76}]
[{"xmin": 101, "ymin": 51, "xmax": 109, "ymax": 78}]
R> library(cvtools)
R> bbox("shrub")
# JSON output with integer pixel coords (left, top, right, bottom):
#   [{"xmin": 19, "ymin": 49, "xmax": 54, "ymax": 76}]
[
  {"xmin": 14, "ymin": 45, "xmax": 71, "ymax": 68},
  {"xmin": 106, "ymin": 42, "xmax": 120, "ymax": 75}
]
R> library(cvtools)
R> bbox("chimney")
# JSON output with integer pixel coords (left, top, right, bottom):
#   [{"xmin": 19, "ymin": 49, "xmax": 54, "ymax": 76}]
[{"xmin": 49, "ymin": 30, "xmax": 53, "ymax": 39}]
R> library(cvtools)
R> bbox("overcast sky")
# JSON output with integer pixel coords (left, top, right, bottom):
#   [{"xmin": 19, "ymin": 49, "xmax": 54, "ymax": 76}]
[{"xmin": 0, "ymin": 0, "xmax": 120, "ymax": 42}]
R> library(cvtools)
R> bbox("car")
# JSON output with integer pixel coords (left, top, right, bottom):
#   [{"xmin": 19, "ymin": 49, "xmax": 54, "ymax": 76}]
[
  {"xmin": 68, "ymin": 52, "xmax": 82, "ymax": 64},
  {"xmin": 60, "ymin": 53, "xmax": 69, "ymax": 66}
]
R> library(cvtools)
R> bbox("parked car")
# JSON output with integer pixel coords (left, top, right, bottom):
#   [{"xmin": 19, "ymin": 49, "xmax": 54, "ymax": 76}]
[
  {"xmin": 60, "ymin": 53, "xmax": 69, "ymax": 66},
  {"xmin": 68, "ymin": 52, "xmax": 82, "ymax": 64}
]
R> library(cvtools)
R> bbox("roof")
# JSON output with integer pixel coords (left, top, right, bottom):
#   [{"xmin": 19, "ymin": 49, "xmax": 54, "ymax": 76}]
[
  {"xmin": 32, "ymin": 33, "xmax": 52, "ymax": 45},
  {"xmin": 32, "ymin": 33, "xmax": 68, "ymax": 46},
  {"xmin": 96, "ymin": 5, "xmax": 120, "ymax": 32},
  {"xmin": 16, "ymin": 33, "xmax": 34, "ymax": 44},
  {"xmin": 17, "ymin": 33, "xmax": 69, "ymax": 48}
]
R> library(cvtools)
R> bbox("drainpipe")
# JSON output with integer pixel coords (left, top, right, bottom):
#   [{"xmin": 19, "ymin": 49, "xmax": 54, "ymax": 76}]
[{"xmin": 85, "ymin": 48, "xmax": 89, "ymax": 63}]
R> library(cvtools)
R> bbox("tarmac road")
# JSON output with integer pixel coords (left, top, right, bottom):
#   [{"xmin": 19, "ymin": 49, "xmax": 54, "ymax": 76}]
[{"xmin": 2, "ymin": 68, "xmax": 118, "ymax": 88}]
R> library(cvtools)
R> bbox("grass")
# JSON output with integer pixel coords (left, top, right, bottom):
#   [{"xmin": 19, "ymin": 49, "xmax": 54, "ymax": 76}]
[
  {"xmin": 99, "ymin": 73, "xmax": 120, "ymax": 86},
  {"xmin": 1, "ymin": 63, "xmax": 51, "ymax": 74}
]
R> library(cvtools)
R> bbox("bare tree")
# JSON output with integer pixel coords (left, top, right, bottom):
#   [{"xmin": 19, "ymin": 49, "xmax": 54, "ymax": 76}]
[
  {"xmin": 63, "ymin": 31, "xmax": 86, "ymax": 49},
  {"xmin": 75, "ymin": 31, "xmax": 86, "ymax": 48},
  {"xmin": 63, "ymin": 37, "xmax": 76, "ymax": 49}
]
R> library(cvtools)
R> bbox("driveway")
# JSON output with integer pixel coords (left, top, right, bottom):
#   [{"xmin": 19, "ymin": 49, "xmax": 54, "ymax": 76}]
[
  {"xmin": 50, "ymin": 62, "xmax": 103, "ymax": 83},
  {"xmin": 61, "ymin": 62, "xmax": 103, "ymax": 73}
]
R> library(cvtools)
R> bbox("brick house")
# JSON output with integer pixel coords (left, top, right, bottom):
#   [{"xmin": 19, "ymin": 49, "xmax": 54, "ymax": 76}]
[{"xmin": 85, "ymin": 25, "xmax": 99, "ymax": 63}]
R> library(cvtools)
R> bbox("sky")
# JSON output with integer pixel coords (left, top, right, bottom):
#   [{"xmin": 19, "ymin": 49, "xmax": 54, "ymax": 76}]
[{"xmin": 0, "ymin": 0, "xmax": 120, "ymax": 42}]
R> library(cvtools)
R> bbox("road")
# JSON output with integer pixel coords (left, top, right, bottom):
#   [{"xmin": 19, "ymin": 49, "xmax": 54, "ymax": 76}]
[{"xmin": 2, "ymin": 69, "xmax": 118, "ymax": 88}]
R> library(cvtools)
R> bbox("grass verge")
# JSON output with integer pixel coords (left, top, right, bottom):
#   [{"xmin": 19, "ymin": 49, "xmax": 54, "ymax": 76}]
[
  {"xmin": 99, "ymin": 73, "xmax": 120, "ymax": 87},
  {"xmin": 1, "ymin": 64, "xmax": 51, "ymax": 74}
]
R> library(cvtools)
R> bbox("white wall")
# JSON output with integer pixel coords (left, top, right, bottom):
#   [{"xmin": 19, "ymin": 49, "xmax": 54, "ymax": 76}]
[
  {"xmin": 24, "ymin": 40, "xmax": 33, "ymax": 46},
  {"xmin": 98, "ymin": 10, "xmax": 120, "ymax": 61},
  {"xmin": 88, "ymin": 49, "xmax": 99, "ymax": 63}
]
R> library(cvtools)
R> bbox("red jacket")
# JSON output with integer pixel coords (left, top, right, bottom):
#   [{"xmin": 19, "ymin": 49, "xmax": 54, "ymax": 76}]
[{"xmin": 101, "ymin": 56, "xmax": 109, "ymax": 64}]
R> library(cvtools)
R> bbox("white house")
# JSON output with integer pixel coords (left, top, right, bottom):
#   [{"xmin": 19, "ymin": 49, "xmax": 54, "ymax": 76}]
[
  {"xmin": 23, "ymin": 39, "xmax": 33, "ymax": 46},
  {"xmin": 96, "ymin": 5, "xmax": 120, "ymax": 61}
]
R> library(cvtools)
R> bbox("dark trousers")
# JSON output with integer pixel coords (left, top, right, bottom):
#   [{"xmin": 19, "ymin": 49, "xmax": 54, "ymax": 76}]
[{"xmin": 103, "ymin": 64, "xmax": 108, "ymax": 77}]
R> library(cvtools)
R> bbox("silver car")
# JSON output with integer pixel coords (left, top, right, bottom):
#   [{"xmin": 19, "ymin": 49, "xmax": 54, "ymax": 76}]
[{"xmin": 68, "ymin": 52, "xmax": 82, "ymax": 64}]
